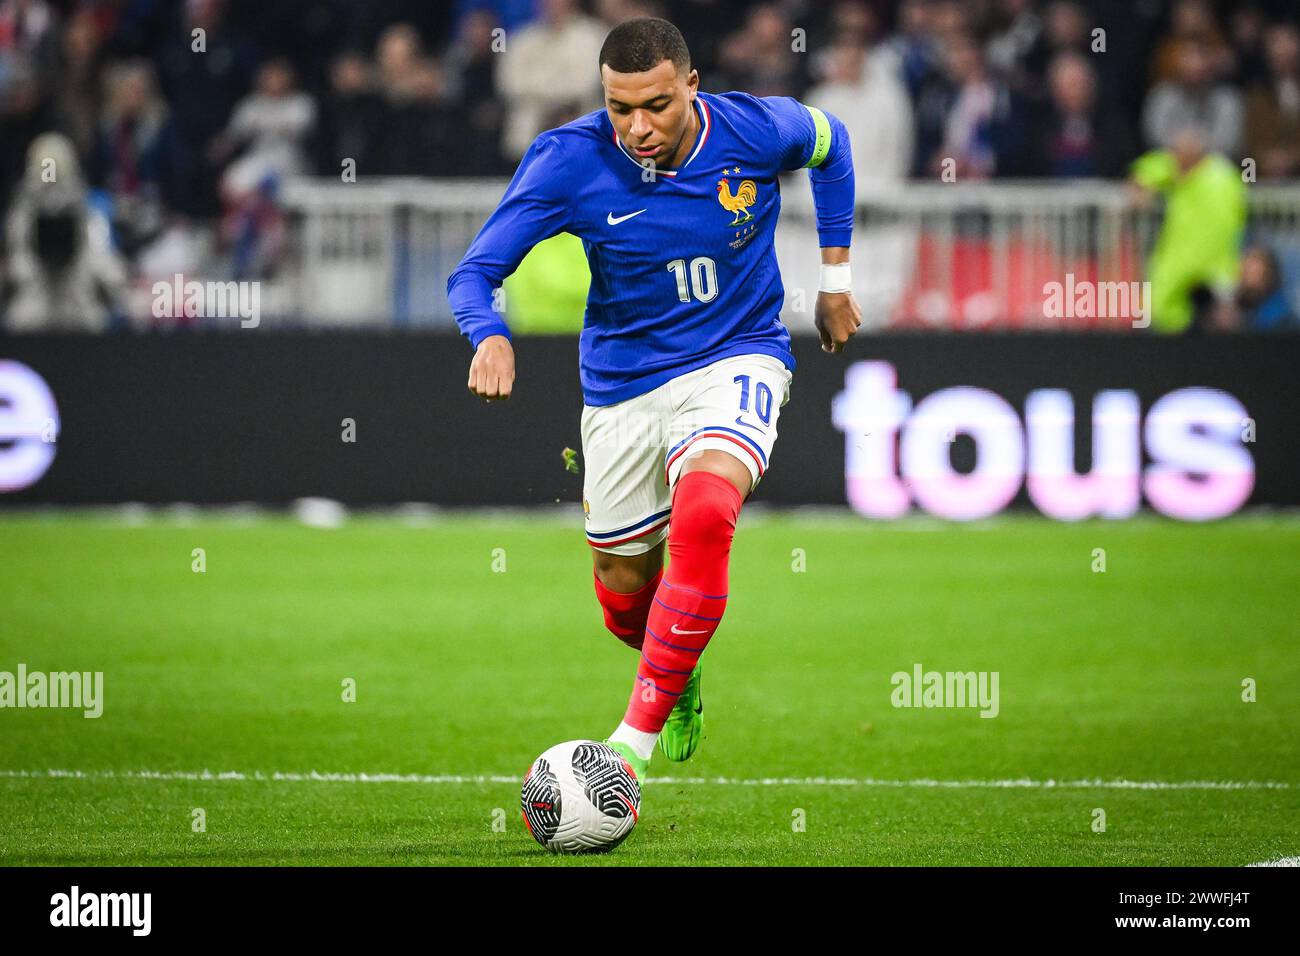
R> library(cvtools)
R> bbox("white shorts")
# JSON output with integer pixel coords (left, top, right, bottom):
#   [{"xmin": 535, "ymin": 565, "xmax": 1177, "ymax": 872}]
[{"xmin": 581, "ymin": 353, "xmax": 793, "ymax": 555}]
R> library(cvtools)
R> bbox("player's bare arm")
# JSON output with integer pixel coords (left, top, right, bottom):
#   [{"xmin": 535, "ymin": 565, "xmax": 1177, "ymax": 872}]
[
  {"xmin": 815, "ymin": 245, "xmax": 862, "ymax": 353},
  {"xmin": 467, "ymin": 333, "xmax": 515, "ymax": 401}
]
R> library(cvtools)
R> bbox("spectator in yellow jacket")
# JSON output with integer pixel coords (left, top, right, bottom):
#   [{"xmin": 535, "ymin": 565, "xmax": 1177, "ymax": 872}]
[
  {"xmin": 1130, "ymin": 127, "xmax": 1246, "ymax": 333},
  {"xmin": 502, "ymin": 232, "xmax": 590, "ymax": 334}
]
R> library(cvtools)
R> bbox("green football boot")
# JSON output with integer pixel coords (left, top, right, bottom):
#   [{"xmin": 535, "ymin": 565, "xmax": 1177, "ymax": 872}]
[
  {"xmin": 603, "ymin": 739, "xmax": 650, "ymax": 783},
  {"xmin": 658, "ymin": 663, "xmax": 703, "ymax": 762}
]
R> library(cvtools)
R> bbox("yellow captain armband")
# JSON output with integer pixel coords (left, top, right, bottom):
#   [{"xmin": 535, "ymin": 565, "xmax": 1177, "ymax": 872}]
[{"xmin": 804, "ymin": 105, "xmax": 832, "ymax": 168}]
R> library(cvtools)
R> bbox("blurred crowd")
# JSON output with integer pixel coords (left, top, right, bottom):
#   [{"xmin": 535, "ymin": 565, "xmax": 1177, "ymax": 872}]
[{"xmin": 1, "ymin": 0, "xmax": 1298, "ymax": 332}]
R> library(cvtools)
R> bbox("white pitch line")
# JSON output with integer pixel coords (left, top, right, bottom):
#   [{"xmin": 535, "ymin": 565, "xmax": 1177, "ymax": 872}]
[
  {"xmin": 1247, "ymin": 856, "xmax": 1300, "ymax": 867},
  {"xmin": 0, "ymin": 769, "xmax": 1292, "ymax": 790}
]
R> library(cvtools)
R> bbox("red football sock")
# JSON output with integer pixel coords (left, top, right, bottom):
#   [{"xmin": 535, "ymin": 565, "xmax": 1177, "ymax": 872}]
[
  {"xmin": 622, "ymin": 470, "xmax": 743, "ymax": 733},
  {"xmin": 593, "ymin": 566, "xmax": 663, "ymax": 650}
]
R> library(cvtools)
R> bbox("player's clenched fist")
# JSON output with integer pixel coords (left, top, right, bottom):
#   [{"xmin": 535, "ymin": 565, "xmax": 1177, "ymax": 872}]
[
  {"xmin": 815, "ymin": 290, "xmax": 862, "ymax": 354},
  {"xmin": 468, "ymin": 335, "xmax": 515, "ymax": 401}
]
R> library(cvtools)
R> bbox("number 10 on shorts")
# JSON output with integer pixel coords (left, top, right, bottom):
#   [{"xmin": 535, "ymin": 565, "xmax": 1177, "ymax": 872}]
[{"xmin": 735, "ymin": 374, "xmax": 773, "ymax": 425}]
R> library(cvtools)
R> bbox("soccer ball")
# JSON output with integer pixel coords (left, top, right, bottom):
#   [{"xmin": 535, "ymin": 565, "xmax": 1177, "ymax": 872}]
[{"xmin": 520, "ymin": 740, "xmax": 641, "ymax": 853}]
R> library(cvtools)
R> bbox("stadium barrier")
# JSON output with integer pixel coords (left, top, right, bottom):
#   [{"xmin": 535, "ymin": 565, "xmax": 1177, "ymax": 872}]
[
  {"xmin": 1, "ymin": 334, "xmax": 1294, "ymax": 518},
  {"xmin": 272, "ymin": 177, "xmax": 1300, "ymax": 330}
]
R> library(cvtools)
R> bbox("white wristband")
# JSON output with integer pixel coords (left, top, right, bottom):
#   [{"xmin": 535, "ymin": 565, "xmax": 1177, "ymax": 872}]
[{"xmin": 819, "ymin": 262, "xmax": 852, "ymax": 293}]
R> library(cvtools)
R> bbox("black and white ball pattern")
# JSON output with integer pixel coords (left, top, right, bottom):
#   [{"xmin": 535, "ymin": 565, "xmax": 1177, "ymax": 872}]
[{"xmin": 521, "ymin": 740, "xmax": 641, "ymax": 853}]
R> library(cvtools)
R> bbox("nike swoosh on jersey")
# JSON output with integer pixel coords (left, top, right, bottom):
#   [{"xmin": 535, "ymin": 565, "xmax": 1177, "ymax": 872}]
[
  {"xmin": 671, "ymin": 624, "xmax": 708, "ymax": 635},
  {"xmin": 607, "ymin": 209, "xmax": 647, "ymax": 225},
  {"xmin": 734, "ymin": 415, "xmax": 767, "ymax": 433}
]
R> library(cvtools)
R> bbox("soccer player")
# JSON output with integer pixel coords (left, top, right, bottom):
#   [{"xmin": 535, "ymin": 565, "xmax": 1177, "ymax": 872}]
[{"xmin": 448, "ymin": 17, "xmax": 860, "ymax": 782}]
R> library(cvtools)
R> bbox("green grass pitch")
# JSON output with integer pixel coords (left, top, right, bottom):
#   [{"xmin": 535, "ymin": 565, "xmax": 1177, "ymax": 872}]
[{"xmin": 1, "ymin": 510, "xmax": 1297, "ymax": 866}]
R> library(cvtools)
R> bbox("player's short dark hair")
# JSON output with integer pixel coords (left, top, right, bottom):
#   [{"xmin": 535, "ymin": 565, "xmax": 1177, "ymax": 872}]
[{"xmin": 599, "ymin": 17, "xmax": 691, "ymax": 76}]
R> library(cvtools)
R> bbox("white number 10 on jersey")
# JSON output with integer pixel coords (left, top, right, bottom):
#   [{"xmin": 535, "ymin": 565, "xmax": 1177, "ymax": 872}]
[{"xmin": 667, "ymin": 257, "xmax": 718, "ymax": 303}]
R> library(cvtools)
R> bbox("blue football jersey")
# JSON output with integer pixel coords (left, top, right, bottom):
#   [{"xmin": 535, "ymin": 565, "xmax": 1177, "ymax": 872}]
[{"xmin": 447, "ymin": 90, "xmax": 854, "ymax": 406}]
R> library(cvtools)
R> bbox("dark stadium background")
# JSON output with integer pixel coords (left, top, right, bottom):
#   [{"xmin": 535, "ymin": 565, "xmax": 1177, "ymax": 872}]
[{"xmin": 1, "ymin": 0, "xmax": 1297, "ymax": 518}]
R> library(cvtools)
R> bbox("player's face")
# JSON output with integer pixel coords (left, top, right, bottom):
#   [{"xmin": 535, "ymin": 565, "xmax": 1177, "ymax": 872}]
[{"xmin": 601, "ymin": 59, "xmax": 699, "ymax": 169}]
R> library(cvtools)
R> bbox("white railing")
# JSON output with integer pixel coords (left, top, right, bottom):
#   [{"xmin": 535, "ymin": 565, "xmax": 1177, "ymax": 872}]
[{"xmin": 272, "ymin": 176, "xmax": 1300, "ymax": 330}]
